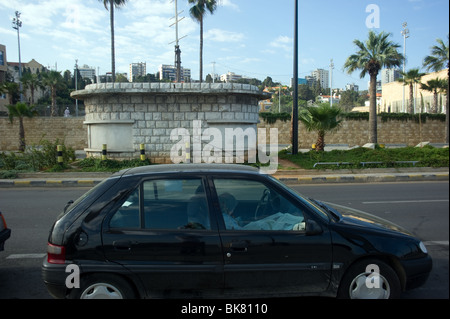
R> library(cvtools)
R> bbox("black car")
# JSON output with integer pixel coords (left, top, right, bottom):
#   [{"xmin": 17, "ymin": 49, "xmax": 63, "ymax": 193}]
[{"xmin": 42, "ymin": 164, "xmax": 432, "ymax": 299}]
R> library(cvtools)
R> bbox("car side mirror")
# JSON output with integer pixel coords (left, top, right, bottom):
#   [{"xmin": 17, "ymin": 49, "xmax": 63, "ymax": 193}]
[
  {"xmin": 305, "ymin": 219, "xmax": 323, "ymax": 236},
  {"xmin": 64, "ymin": 200, "xmax": 74, "ymax": 213}
]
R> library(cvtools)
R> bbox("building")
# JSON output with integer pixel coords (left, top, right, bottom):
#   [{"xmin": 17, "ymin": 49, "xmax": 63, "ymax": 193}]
[
  {"xmin": 159, "ymin": 64, "xmax": 191, "ymax": 82},
  {"xmin": 220, "ymin": 72, "xmax": 243, "ymax": 83},
  {"xmin": 381, "ymin": 68, "xmax": 401, "ymax": 85},
  {"xmin": 78, "ymin": 64, "xmax": 96, "ymax": 82},
  {"xmin": 129, "ymin": 62, "xmax": 146, "ymax": 82},
  {"xmin": 381, "ymin": 68, "xmax": 448, "ymax": 113},
  {"xmin": 312, "ymin": 69, "xmax": 329, "ymax": 89},
  {"xmin": 345, "ymin": 83, "xmax": 359, "ymax": 92}
]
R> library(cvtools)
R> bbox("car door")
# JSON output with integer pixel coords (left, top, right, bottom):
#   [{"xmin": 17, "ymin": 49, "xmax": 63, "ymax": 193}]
[
  {"xmin": 210, "ymin": 175, "xmax": 333, "ymax": 296},
  {"xmin": 102, "ymin": 176, "xmax": 224, "ymax": 294}
]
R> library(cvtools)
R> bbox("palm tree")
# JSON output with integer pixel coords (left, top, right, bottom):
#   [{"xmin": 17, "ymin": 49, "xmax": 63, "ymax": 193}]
[
  {"xmin": 188, "ymin": 0, "xmax": 218, "ymax": 83},
  {"xmin": 0, "ymin": 81, "xmax": 20, "ymax": 105},
  {"xmin": 21, "ymin": 73, "xmax": 43, "ymax": 105},
  {"xmin": 99, "ymin": 0, "xmax": 128, "ymax": 83},
  {"xmin": 299, "ymin": 103, "xmax": 342, "ymax": 152},
  {"xmin": 421, "ymin": 78, "xmax": 448, "ymax": 113},
  {"xmin": 42, "ymin": 71, "xmax": 65, "ymax": 117},
  {"xmin": 6, "ymin": 102, "xmax": 37, "ymax": 152},
  {"xmin": 423, "ymin": 35, "xmax": 449, "ymax": 142},
  {"xmin": 344, "ymin": 31, "xmax": 404, "ymax": 144},
  {"xmin": 398, "ymin": 68, "xmax": 425, "ymax": 114}
]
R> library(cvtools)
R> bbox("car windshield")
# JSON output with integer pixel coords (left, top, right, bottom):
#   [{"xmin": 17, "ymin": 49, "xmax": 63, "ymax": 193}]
[{"xmin": 267, "ymin": 176, "xmax": 330, "ymax": 222}]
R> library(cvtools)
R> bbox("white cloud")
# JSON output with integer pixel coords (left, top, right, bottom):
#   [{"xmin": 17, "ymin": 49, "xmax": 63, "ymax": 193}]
[
  {"xmin": 204, "ymin": 28, "xmax": 245, "ymax": 42},
  {"xmin": 270, "ymin": 35, "xmax": 292, "ymax": 52},
  {"xmin": 219, "ymin": 0, "xmax": 240, "ymax": 12}
]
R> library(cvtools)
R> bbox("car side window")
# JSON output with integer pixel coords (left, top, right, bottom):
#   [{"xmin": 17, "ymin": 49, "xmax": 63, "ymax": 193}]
[
  {"xmin": 213, "ymin": 179, "xmax": 305, "ymax": 231},
  {"xmin": 109, "ymin": 188, "xmax": 140, "ymax": 229},
  {"xmin": 109, "ymin": 179, "xmax": 211, "ymax": 230},
  {"xmin": 142, "ymin": 178, "xmax": 211, "ymax": 230}
]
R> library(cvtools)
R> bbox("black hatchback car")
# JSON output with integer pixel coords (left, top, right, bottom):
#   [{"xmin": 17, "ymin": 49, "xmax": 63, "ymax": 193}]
[{"xmin": 42, "ymin": 164, "xmax": 431, "ymax": 299}]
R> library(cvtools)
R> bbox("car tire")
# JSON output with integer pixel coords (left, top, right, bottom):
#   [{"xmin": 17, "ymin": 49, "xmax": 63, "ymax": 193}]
[
  {"xmin": 68, "ymin": 273, "xmax": 137, "ymax": 299},
  {"xmin": 338, "ymin": 259, "xmax": 401, "ymax": 299}
]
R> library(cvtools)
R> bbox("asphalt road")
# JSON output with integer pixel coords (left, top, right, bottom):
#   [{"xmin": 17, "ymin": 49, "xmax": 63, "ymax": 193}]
[{"xmin": 0, "ymin": 182, "xmax": 448, "ymax": 299}]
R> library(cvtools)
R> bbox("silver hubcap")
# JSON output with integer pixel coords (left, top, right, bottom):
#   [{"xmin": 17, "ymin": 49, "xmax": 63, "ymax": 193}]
[
  {"xmin": 80, "ymin": 283, "xmax": 123, "ymax": 299},
  {"xmin": 349, "ymin": 273, "xmax": 390, "ymax": 299}
]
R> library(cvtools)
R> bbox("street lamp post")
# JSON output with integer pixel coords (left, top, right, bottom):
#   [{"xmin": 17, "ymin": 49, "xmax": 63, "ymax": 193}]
[
  {"xmin": 292, "ymin": 0, "xmax": 299, "ymax": 155},
  {"xmin": 12, "ymin": 11, "xmax": 23, "ymax": 102},
  {"xmin": 401, "ymin": 22, "xmax": 410, "ymax": 113},
  {"xmin": 74, "ymin": 59, "xmax": 78, "ymax": 117}
]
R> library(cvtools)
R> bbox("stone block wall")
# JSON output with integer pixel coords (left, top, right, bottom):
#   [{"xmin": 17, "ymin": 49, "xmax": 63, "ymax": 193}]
[{"xmin": 0, "ymin": 117, "xmax": 87, "ymax": 151}]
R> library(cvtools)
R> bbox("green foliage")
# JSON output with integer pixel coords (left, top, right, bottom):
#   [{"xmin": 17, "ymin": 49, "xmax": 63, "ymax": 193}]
[
  {"xmin": 0, "ymin": 139, "xmax": 75, "ymax": 172},
  {"xmin": 77, "ymin": 158, "xmax": 152, "ymax": 172},
  {"xmin": 280, "ymin": 145, "xmax": 449, "ymax": 169},
  {"xmin": 260, "ymin": 112, "xmax": 291, "ymax": 124}
]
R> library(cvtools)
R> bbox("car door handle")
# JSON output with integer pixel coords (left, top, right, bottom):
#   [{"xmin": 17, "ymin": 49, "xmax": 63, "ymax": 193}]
[
  {"xmin": 230, "ymin": 242, "xmax": 248, "ymax": 252},
  {"xmin": 113, "ymin": 240, "xmax": 132, "ymax": 251}
]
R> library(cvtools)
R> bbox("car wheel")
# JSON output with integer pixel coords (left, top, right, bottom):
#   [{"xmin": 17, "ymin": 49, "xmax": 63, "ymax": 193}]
[
  {"xmin": 338, "ymin": 259, "xmax": 401, "ymax": 299},
  {"xmin": 68, "ymin": 274, "xmax": 137, "ymax": 299}
]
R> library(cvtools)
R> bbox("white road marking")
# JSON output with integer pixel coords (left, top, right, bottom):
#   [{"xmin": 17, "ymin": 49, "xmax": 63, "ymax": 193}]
[
  {"xmin": 423, "ymin": 241, "xmax": 449, "ymax": 246},
  {"xmin": 6, "ymin": 253, "xmax": 46, "ymax": 259},
  {"xmin": 363, "ymin": 199, "xmax": 449, "ymax": 204}
]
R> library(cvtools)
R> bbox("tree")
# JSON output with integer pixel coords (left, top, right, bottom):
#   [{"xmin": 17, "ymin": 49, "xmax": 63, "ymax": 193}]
[
  {"xmin": 344, "ymin": 30, "xmax": 404, "ymax": 144},
  {"xmin": 0, "ymin": 81, "xmax": 20, "ymax": 105},
  {"xmin": 188, "ymin": 0, "xmax": 218, "ymax": 83},
  {"xmin": 423, "ymin": 35, "xmax": 449, "ymax": 142},
  {"xmin": 21, "ymin": 73, "xmax": 43, "ymax": 105},
  {"xmin": 421, "ymin": 78, "xmax": 448, "ymax": 113},
  {"xmin": 6, "ymin": 102, "xmax": 37, "ymax": 152},
  {"xmin": 42, "ymin": 71, "xmax": 65, "ymax": 117},
  {"xmin": 299, "ymin": 103, "xmax": 342, "ymax": 152},
  {"xmin": 99, "ymin": 0, "xmax": 128, "ymax": 83},
  {"xmin": 398, "ymin": 68, "xmax": 425, "ymax": 114}
]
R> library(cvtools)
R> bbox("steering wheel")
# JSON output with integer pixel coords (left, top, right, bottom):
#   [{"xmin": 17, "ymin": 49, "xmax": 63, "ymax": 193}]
[{"xmin": 254, "ymin": 189, "xmax": 271, "ymax": 220}]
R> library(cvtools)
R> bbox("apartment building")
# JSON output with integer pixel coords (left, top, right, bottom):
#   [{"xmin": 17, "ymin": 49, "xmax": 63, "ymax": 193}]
[
  {"xmin": 129, "ymin": 62, "xmax": 146, "ymax": 82},
  {"xmin": 158, "ymin": 64, "xmax": 191, "ymax": 82}
]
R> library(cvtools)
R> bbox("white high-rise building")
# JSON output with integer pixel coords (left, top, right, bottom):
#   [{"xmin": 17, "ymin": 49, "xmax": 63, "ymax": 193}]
[
  {"xmin": 312, "ymin": 69, "xmax": 329, "ymax": 89},
  {"xmin": 129, "ymin": 62, "xmax": 147, "ymax": 82},
  {"xmin": 381, "ymin": 68, "xmax": 401, "ymax": 85}
]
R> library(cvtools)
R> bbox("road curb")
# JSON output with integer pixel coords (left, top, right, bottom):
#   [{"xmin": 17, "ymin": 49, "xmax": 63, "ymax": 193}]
[
  {"xmin": 0, "ymin": 172, "xmax": 448, "ymax": 187},
  {"xmin": 274, "ymin": 172, "xmax": 449, "ymax": 184}
]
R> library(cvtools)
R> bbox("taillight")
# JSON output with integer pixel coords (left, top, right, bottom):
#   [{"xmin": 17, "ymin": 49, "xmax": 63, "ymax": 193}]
[
  {"xmin": 0, "ymin": 213, "xmax": 6, "ymax": 230},
  {"xmin": 47, "ymin": 243, "xmax": 66, "ymax": 264}
]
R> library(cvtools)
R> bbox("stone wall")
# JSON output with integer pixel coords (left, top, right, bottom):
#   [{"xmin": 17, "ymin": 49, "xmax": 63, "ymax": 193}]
[
  {"xmin": 1, "ymin": 116, "xmax": 446, "ymax": 155},
  {"xmin": 72, "ymin": 82, "xmax": 267, "ymax": 163},
  {"xmin": 0, "ymin": 117, "xmax": 87, "ymax": 151}
]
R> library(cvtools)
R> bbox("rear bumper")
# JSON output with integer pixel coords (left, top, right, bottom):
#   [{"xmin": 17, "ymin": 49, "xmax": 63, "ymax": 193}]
[
  {"xmin": 0, "ymin": 228, "xmax": 11, "ymax": 251},
  {"xmin": 41, "ymin": 258, "xmax": 68, "ymax": 299}
]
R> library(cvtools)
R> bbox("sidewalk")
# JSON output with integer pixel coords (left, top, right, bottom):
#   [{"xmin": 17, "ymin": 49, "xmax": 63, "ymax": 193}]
[{"xmin": 0, "ymin": 166, "xmax": 448, "ymax": 187}]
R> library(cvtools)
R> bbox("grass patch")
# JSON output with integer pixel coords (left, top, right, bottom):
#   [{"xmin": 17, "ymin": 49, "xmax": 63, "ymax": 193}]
[{"xmin": 279, "ymin": 145, "xmax": 449, "ymax": 169}]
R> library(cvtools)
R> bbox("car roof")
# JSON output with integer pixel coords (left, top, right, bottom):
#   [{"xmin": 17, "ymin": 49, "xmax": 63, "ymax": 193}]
[{"xmin": 114, "ymin": 163, "xmax": 261, "ymax": 178}]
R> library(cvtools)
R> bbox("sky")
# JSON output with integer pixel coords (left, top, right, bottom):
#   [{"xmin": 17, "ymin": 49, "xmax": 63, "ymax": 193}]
[{"xmin": 0, "ymin": 0, "xmax": 449, "ymax": 91}]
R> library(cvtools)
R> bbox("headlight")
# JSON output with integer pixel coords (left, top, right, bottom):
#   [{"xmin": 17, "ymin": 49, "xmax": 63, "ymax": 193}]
[{"xmin": 419, "ymin": 241, "xmax": 428, "ymax": 254}]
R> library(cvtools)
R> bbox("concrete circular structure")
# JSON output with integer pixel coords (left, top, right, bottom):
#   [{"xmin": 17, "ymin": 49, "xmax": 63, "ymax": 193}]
[{"xmin": 71, "ymin": 82, "xmax": 269, "ymax": 164}]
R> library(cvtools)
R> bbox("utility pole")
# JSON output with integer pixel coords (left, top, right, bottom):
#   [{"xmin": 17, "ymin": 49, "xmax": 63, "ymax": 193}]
[
  {"xmin": 12, "ymin": 11, "xmax": 23, "ymax": 102},
  {"xmin": 401, "ymin": 22, "xmax": 410, "ymax": 113},
  {"xmin": 292, "ymin": 0, "xmax": 299, "ymax": 155},
  {"xmin": 330, "ymin": 59, "xmax": 334, "ymax": 107},
  {"xmin": 74, "ymin": 59, "xmax": 78, "ymax": 117},
  {"xmin": 170, "ymin": 0, "xmax": 186, "ymax": 82}
]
